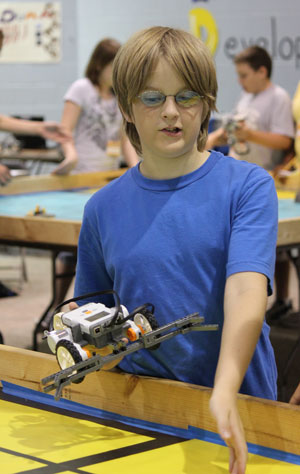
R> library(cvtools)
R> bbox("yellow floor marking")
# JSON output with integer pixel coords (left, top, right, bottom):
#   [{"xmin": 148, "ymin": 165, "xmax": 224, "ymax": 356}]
[
  {"xmin": 0, "ymin": 451, "xmax": 46, "ymax": 474},
  {"xmin": 1, "ymin": 400, "xmax": 299, "ymax": 474},
  {"xmin": 83, "ymin": 438, "xmax": 300, "ymax": 474},
  {"xmin": 0, "ymin": 399, "xmax": 152, "ymax": 469}
]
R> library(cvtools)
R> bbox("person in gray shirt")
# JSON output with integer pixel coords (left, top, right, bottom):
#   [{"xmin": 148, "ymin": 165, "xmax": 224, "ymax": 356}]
[
  {"xmin": 207, "ymin": 46, "xmax": 295, "ymax": 321},
  {"xmin": 206, "ymin": 46, "xmax": 294, "ymax": 171}
]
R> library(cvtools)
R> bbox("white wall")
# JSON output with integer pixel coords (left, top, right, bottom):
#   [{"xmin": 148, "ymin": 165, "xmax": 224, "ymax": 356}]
[
  {"xmin": 76, "ymin": 0, "xmax": 300, "ymax": 112},
  {"xmin": 77, "ymin": 0, "xmax": 191, "ymax": 76},
  {"xmin": 0, "ymin": 0, "xmax": 78, "ymax": 121},
  {"xmin": 1, "ymin": 0, "xmax": 299, "ymax": 121}
]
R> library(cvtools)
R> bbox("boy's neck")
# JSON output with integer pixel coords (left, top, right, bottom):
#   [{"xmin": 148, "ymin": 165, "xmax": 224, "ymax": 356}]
[
  {"xmin": 139, "ymin": 150, "xmax": 210, "ymax": 180},
  {"xmin": 255, "ymin": 78, "xmax": 272, "ymax": 95}
]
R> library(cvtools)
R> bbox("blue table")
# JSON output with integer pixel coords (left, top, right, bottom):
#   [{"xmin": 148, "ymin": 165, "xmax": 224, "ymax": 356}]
[
  {"xmin": 0, "ymin": 171, "xmax": 125, "ymax": 349},
  {"xmin": 1, "ymin": 176, "xmax": 300, "ymax": 349}
]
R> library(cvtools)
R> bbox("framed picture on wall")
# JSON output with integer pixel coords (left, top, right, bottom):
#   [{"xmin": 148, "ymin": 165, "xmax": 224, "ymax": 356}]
[{"xmin": 0, "ymin": 2, "xmax": 61, "ymax": 63}]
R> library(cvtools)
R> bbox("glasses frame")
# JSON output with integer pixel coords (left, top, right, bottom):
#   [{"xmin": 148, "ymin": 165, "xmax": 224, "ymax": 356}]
[{"xmin": 136, "ymin": 90, "xmax": 204, "ymax": 108}]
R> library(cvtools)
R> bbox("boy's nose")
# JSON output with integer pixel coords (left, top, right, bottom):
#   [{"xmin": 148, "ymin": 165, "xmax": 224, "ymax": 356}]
[{"xmin": 161, "ymin": 96, "xmax": 180, "ymax": 119}]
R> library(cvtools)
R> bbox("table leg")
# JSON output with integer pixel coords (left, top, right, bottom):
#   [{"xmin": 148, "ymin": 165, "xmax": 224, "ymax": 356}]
[{"xmin": 32, "ymin": 250, "xmax": 59, "ymax": 351}]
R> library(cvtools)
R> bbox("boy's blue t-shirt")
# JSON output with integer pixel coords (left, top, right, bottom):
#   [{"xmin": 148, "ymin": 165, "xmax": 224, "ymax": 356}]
[{"xmin": 75, "ymin": 151, "xmax": 278, "ymax": 400}]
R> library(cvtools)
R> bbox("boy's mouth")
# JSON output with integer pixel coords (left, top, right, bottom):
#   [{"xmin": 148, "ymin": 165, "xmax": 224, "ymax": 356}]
[{"xmin": 161, "ymin": 127, "xmax": 182, "ymax": 136}]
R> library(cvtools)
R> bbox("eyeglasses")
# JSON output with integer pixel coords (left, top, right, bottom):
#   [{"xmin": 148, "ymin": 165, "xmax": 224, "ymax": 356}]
[{"xmin": 137, "ymin": 90, "xmax": 203, "ymax": 108}]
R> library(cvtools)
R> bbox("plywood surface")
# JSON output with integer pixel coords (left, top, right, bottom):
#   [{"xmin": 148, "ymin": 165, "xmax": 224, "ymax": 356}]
[
  {"xmin": 0, "ymin": 169, "xmax": 126, "ymax": 195},
  {"xmin": 2, "ymin": 169, "xmax": 300, "ymax": 247},
  {"xmin": 0, "ymin": 345, "xmax": 299, "ymax": 456},
  {"xmin": 1, "ymin": 396, "xmax": 299, "ymax": 474}
]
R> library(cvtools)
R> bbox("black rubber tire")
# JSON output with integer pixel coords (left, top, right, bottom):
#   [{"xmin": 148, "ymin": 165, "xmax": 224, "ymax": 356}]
[
  {"xmin": 142, "ymin": 312, "xmax": 159, "ymax": 330},
  {"xmin": 56, "ymin": 339, "xmax": 85, "ymax": 384},
  {"xmin": 143, "ymin": 312, "xmax": 161, "ymax": 350}
]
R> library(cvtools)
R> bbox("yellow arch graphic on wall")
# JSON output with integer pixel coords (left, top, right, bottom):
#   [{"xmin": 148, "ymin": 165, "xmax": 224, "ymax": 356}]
[{"xmin": 189, "ymin": 8, "xmax": 219, "ymax": 56}]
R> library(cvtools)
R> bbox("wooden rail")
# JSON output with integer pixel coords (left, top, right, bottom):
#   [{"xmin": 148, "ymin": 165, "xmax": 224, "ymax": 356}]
[{"xmin": 0, "ymin": 345, "xmax": 299, "ymax": 455}]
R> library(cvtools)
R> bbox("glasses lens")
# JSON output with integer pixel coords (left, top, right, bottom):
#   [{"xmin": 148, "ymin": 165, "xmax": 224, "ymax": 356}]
[
  {"xmin": 176, "ymin": 91, "xmax": 201, "ymax": 107},
  {"xmin": 139, "ymin": 91, "xmax": 165, "ymax": 106}
]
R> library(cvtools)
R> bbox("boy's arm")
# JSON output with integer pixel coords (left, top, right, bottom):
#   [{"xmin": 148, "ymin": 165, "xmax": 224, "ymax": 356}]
[
  {"xmin": 290, "ymin": 382, "xmax": 300, "ymax": 405},
  {"xmin": 205, "ymin": 127, "xmax": 228, "ymax": 149},
  {"xmin": 210, "ymin": 271, "xmax": 268, "ymax": 474},
  {"xmin": 233, "ymin": 122, "xmax": 293, "ymax": 150}
]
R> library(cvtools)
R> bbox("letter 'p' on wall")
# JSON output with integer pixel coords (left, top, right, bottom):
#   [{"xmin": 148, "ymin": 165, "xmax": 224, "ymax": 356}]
[{"xmin": 189, "ymin": 8, "xmax": 218, "ymax": 56}]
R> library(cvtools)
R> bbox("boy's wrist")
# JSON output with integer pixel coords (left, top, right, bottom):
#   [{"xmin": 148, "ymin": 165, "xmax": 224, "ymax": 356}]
[
  {"xmin": 245, "ymin": 127, "xmax": 254, "ymax": 142},
  {"xmin": 213, "ymin": 374, "xmax": 240, "ymax": 398}
]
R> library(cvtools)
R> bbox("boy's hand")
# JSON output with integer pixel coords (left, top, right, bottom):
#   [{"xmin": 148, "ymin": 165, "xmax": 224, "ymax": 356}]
[
  {"xmin": 209, "ymin": 390, "xmax": 247, "ymax": 474},
  {"xmin": 214, "ymin": 127, "xmax": 229, "ymax": 146},
  {"xmin": 233, "ymin": 121, "xmax": 250, "ymax": 142}
]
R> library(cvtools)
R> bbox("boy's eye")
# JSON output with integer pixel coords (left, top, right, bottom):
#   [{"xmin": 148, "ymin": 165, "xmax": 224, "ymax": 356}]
[
  {"xmin": 138, "ymin": 91, "xmax": 165, "ymax": 106},
  {"xmin": 176, "ymin": 91, "xmax": 202, "ymax": 106},
  {"xmin": 137, "ymin": 90, "xmax": 203, "ymax": 107}
]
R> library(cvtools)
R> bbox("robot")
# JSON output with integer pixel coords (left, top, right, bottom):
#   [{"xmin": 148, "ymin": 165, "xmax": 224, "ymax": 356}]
[
  {"xmin": 42, "ymin": 291, "xmax": 218, "ymax": 400},
  {"xmin": 222, "ymin": 113, "xmax": 250, "ymax": 155},
  {"xmin": 45, "ymin": 300, "xmax": 160, "ymax": 377}
]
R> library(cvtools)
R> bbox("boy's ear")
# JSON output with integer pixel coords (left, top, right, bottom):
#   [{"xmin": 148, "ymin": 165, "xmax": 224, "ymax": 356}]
[
  {"xmin": 201, "ymin": 101, "xmax": 210, "ymax": 123},
  {"xmin": 124, "ymin": 112, "xmax": 134, "ymax": 124},
  {"xmin": 258, "ymin": 65, "xmax": 268, "ymax": 78},
  {"xmin": 120, "ymin": 105, "xmax": 134, "ymax": 124}
]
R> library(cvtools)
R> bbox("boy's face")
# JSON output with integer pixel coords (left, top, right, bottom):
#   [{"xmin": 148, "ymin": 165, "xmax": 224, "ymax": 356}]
[
  {"xmin": 128, "ymin": 58, "xmax": 204, "ymax": 165},
  {"xmin": 235, "ymin": 62, "xmax": 268, "ymax": 94}
]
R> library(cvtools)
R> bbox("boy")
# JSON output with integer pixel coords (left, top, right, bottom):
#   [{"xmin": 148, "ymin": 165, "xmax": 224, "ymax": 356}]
[
  {"xmin": 207, "ymin": 46, "xmax": 294, "ymax": 322},
  {"xmin": 74, "ymin": 27, "xmax": 278, "ymax": 474},
  {"xmin": 207, "ymin": 45, "xmax": 294, "ymax": 171},
  {"xmin": 232, "ymin": 47, "xmax": 294, "ymax": 321}
]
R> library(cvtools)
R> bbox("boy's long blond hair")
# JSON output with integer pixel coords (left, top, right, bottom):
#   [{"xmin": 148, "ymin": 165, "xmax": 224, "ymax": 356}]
[{"xmin": 113, "ymin": 26, "xmax": 218, "ymax": 155}]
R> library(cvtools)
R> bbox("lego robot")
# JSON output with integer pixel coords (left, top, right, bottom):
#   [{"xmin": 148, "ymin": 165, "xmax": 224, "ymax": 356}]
[{"xmin": 42, "ymin": 293, "xmax": 218, "ymax": 400}]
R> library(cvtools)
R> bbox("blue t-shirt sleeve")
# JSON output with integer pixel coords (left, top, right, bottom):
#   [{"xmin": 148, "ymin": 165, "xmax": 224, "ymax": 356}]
[
  {"xmin": 74, "ymin": 198, "xmax": 114, "ymax": 306},
  {"xmin": 226, "ymin": 171, "xmax": 278, "ymax": 295}
]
